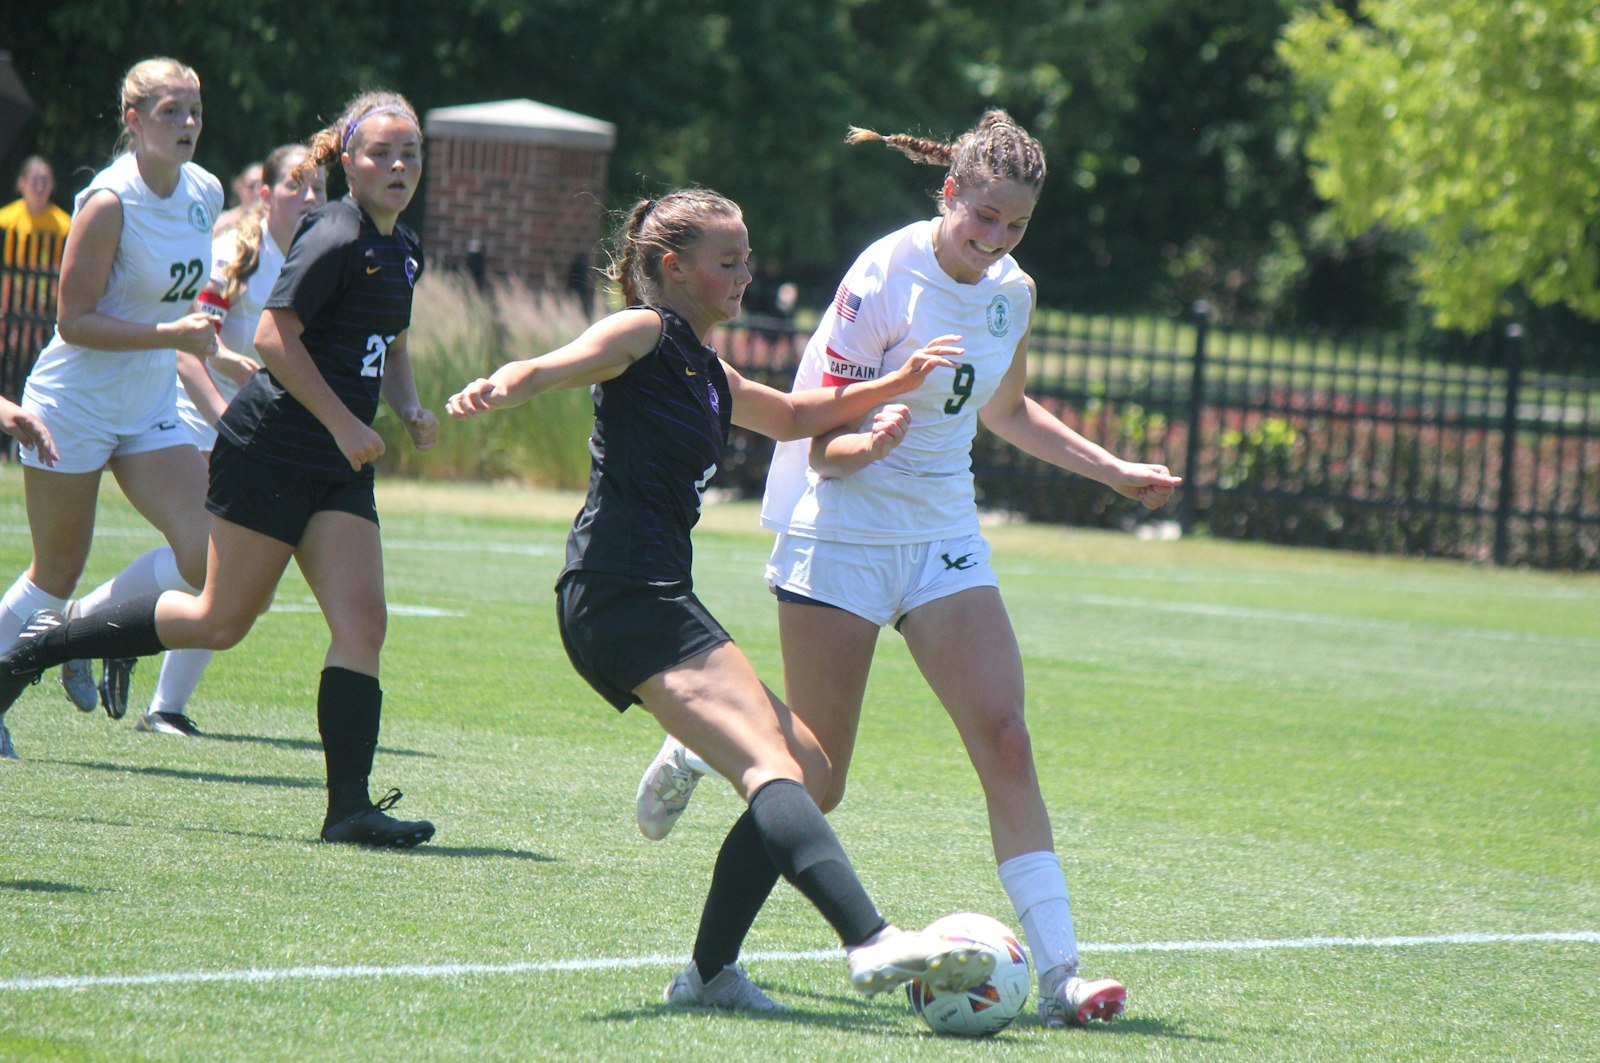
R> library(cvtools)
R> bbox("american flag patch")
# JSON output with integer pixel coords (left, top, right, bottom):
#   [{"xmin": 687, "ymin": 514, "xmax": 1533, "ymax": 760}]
[{"xmin": 833, "ymin": 283, "xmax": 862, "ymax": 322}]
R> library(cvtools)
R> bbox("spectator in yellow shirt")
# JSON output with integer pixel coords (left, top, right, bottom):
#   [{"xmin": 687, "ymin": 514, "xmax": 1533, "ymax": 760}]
[{"xmin": 0, "ymin": 157, "xmax": 72, "ymax": 269}]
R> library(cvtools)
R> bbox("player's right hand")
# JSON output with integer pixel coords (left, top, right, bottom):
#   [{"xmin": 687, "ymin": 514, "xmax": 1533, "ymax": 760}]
[
  {"xmin": 865, "ymin": 404, "xmax": 911, "ymax": 460},
  {"xmin": 333, "ymin": 421, "xmax": 386, "ymax": 471}
]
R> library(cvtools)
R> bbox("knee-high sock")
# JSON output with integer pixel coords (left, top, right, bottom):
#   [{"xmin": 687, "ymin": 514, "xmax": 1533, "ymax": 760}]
[
  {"xmin": 999, "ymin": 850, "xmax": 1079, "ymax": 983},
  {"xmin": 746, "ymin": 778, "xmax": 884, "ymax": 948},
  {"xmin": 21, "ymin": 594, "xmax": 168, "ymax": 668},
  {"xmin": 76, "ymin": 547, "xmax": 198, "ymax": 618},
  {"xmin": 148, "ymin": 648, "xmax": 217, "ymax": 715},
  {"xmin": 690, "ymin": 807, "xmax": 782, "ymax": 981},
  {"xmin": 317, "ymin": 666, "xmax": 382, "ymax": 821},
  {"xmin": 0, "ymin": 575, "xmax": 69, "ymax": 649}
]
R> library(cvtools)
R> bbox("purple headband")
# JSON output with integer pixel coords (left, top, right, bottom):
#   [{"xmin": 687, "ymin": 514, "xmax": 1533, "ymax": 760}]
[{"xmin": 341, "ymin": 104, "xmax": 413, "ymax": 152}]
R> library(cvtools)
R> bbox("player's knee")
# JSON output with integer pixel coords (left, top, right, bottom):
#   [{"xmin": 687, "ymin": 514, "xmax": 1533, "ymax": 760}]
[
  {"xmin": 981, "ymin": 711, "xmax": 1036, "ymax": 777},
  {"xmin": 203, "ymin": 610, "xmax": 258, "ymax": 649},
  {"xmin": 816, "ymin": 776, "xmax": 848, "ymax": 814}
]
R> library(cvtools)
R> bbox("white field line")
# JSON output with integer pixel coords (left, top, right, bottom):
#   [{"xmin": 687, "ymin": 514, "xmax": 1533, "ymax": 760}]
[{"xmin": 3, "ymin": 930, "xmax": 1594, "ymax": 993}]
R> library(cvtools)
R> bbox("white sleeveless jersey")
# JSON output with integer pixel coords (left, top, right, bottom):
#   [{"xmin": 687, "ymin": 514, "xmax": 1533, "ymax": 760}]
[
  {"xmin": 175, "ymin": 227, "xmax": 283, "ymax": 426},
  {"xmin": 760, "ymin": 219, "xmax": 1032, "ymax": 543},
  {"xmin": 24, "ymin": 153, "xmax": 222, "ymax": 433}
]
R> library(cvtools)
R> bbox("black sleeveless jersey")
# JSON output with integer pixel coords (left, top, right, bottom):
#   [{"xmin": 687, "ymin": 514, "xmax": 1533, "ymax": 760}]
[
  {"xmin": 218, "ymin": 195, "xmax": 422, "ymax": 479},
  {"xmin": 560, "ymin": 306, "xmax": 733, "ymax": 584}
]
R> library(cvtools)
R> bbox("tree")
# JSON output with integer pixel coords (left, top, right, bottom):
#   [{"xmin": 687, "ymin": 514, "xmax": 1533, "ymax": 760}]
[{"xmin": 1281, "ymin": 0, "xmax": 1600, "ymax": 331}]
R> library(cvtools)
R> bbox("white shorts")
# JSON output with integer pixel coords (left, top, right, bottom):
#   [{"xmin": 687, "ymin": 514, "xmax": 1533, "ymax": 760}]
[
  {"xmin": 18, "ymin": 393, "xmax": 195, "ymax": 474},
  {"xmin": 765, "ymin": 531, "xmax": 998, "ymax": 629},
  {"xmin": 177, "ymin": 402, "xmax": 218, "ymax": 453}
]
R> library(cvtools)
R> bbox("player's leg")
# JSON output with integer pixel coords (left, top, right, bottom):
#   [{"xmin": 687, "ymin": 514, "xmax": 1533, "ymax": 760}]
[
  {"xmin": 774, "ymin": 596, "xmax": 879, "ymax": 813},
  {"xmin": 639, "ymin": 645, "xmax": 992, "ymax": 1001},
  {"xmin": 294, "ymin": 508, "xmax": 430, "ymax": 848},
  {"xmin": 0, "ymin": 466, "xmax": 100, "ymax": 755},
  {"xmin": 97, "ymin": 445, "xmax": 212, "ymax": 724},
  {"xmin": 899, "ymin": 584, "xmax": 1125, "ymax": 1026}
]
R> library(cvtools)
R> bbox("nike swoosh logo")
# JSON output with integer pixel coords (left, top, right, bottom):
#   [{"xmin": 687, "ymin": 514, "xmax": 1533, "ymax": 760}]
[
  {"xmin": 685, "ymin": 368, "xmax": 697, "ymax": 376},
  {"xmin": 366, "ymin": 265, "xmax": 381, "ymax": 275}
]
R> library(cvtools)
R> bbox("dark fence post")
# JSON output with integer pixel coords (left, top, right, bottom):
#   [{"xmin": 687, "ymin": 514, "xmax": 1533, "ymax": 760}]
[
  {"xmin": 465, "ymin": 239, "xmax": 486, "ymax": 290},
  {"xmin": 1492, "ymin": 323, "xmax": 1524, "ymax": 565},
  {"xmin": 1179, "ymin": 300, "xmax": 1211, "ymax": 535}
]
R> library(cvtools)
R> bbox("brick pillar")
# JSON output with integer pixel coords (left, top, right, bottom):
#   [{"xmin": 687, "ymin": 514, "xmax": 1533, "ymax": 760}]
[{"xmin": 423, "ymin": 99, "xmax": 615, "ymax": 300}]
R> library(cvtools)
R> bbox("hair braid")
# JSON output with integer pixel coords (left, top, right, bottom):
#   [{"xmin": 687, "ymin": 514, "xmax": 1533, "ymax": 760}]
[{"xmin": 848, "ymin": 109, "xmax": 1047, "ymax": 209}]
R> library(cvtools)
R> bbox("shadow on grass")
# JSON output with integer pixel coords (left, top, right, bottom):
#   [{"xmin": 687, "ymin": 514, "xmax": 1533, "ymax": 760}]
[
  {"xmin": 55, "ymin": 759, "xmax": 321, "ymax": 789},
  {"xmin": 600, "ymin": 985, "xmax": 1210, "ymax": 1042},
  {"xmin": 0, "ymin": 879, "xmax": 95, "ymax": 895},
  {"xmin": 204, "ymin": 732, "xmax": 437, "ymax": 759},
  {"xmin": 405, "ymin": 844, "xmax": 555, "ymax": 862}
]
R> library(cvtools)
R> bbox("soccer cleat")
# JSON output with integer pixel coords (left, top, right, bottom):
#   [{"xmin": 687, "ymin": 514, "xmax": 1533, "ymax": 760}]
[
  {"xmin": 0, "ymin": 609, "xmax": 64, "ymax": 717},
  {"xmin": 0, "ymin": 720, "xmax": 16, "ymax": 760},
  {"xmin": 320, "ymin": 788, "xmax": 435, "ymax": 849},
  {"xmin": 636, "ymin": 735, "xmax": 703, "ymax": 840},
  {"xmin": 60, "ymin": 661, "xmax": 98, "ymax": 712},
  {"xmin": 1038, "ymin": 974, "xmax": 1127, "ymax": 1028},
  {"xmin": 98, "ymin": 658, "xmax": 137, "ymax": 720},
  {"xmin": 663, "ymin": 962, "xmax": 789, "ymax": 1012},
  {"xmin": 846, "ymin": 925, "xmax": 995, "ymax": 997},
  {"xmin": 134, "ymin": 710, "xmax": 204, "ymax": 737},
  {"xmin": 58, "ymin": 601, "xmax": 97, "ymax": 713}
]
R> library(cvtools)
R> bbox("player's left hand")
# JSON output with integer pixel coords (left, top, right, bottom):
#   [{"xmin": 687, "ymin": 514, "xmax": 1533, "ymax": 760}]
[{"xmin": 403, "ymin": 406, "xmax": 438, "ymax": 450}]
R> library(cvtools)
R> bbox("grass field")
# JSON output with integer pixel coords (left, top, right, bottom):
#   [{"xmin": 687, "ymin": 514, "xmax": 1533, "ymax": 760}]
[{"xmin": 1, "ymin": 468, "xmax": 1596, "ymax": 1062}]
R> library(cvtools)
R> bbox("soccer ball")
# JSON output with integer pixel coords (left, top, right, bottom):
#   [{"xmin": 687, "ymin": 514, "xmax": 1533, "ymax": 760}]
[{"xmin": 905, "ymin": 912, "xmax": 1031, "ymax": 1037}]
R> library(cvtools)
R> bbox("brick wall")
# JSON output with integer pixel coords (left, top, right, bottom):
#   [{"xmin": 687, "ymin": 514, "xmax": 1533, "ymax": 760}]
[{"xmin": 424, "ymin": 134, "xmax": 610, "ymax": 295}]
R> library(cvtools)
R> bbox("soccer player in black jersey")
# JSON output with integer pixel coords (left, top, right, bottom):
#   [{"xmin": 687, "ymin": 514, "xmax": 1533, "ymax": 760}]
[
  {"xmin": 445, "ymin": 187, "xmax": 993, "ymax": 1012},
  {"xmin": 0, "ymin": 91, "xmax": 439, "ymax": 848}
]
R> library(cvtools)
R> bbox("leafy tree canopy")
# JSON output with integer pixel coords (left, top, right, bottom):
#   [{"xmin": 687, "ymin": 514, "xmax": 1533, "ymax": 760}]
[{"xmin": 1281, "ymin": 0, "xmax": 1600, "ymax": 331}]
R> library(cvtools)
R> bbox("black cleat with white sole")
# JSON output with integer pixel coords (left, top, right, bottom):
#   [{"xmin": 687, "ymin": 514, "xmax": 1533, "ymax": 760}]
[{"xmin": 0, "ymin": 609, "xmax": 65, "ymax": 716}]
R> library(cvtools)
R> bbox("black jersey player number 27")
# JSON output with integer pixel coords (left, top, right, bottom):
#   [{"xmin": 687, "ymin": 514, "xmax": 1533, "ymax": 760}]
[{"xmin": 362, "ymin": 334, "xmax": 395, "ymax": 379}]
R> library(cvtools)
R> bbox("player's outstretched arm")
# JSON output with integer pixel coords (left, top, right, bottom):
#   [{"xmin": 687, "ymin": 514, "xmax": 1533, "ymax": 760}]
[{"xmin": 446, "ymin": 308, "xmax": 657, "ymax": 418}]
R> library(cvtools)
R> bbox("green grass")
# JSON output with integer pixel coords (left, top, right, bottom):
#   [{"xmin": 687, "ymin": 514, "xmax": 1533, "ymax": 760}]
[{"xmin": 1, "ymin": 469, "xmax": 1596, "ymax": 1062}]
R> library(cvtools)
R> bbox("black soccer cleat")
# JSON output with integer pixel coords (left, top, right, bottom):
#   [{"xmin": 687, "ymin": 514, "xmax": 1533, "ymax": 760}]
[
  {"xmin": 320, "ymin": 788, "xmax": 435, "ymax": 849},
  {"xmin": 99, "ymin": 657, "xmax": 137, "ymax": 720},
  {"xmin": 0, "ymin": 609, "xmax": 65, "ymax": 716}
]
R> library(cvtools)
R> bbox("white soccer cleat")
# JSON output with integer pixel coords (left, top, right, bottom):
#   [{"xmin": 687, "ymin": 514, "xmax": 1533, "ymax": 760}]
[
  {"xmin": 58, "ymin": 601, "xmax": 97, "ymax": 713},
  {"xmin": 1038, "ymin": 973, "xmax": 1127, "ymax": 1028},
  {"xmin": 663, "ymin": 962, "xmax": 788, "ymax": 1012},
  {"xmin": 846, "ymin": 925, "xmax": 995, "ymax": 997},
  {"xmin": 635, "ymin": 736, "xmax": 703, "ymax": 840}
]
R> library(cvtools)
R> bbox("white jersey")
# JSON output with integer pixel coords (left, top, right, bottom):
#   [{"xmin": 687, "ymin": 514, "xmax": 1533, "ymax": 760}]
[
  {"xmin": 760, "ymin": 219, "xmax": 1032, "ymax": 544},
  {"xmin": 23, "ymin": 153, "xmax": 222, "ymax": 434},
  {"xmin": 175, "ymin": 227, "xmax": 283, "ymax": 440}
]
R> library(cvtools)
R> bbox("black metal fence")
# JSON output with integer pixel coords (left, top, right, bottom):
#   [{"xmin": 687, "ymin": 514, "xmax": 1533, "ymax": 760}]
[
  {"xmin": 717, "ymin": 306, "xmax": 1600, "ymax": 572},
  {"xmin": 0, "ymin": 234, "xmax": 62, "ymax": 409}
]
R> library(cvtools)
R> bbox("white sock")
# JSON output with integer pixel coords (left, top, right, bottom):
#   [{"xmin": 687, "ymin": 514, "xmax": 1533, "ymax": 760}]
[
  {"xmin": 998, "ymin": 850, "xmax": 1079, "ymax": 987},
  {"xmin": 679, "ymin": 740, "xmax": 719, "ymax": 779},
  {"xmin": 148, "ymin": 649, "xmax": 217, "ymax": 716},
  {"xmin": 0, "ymin": 575, "xmax": 70, "ymax": 648},
  {"xmin": 76, "ymin": 547, "xmax": 199, "ymax": 617}
]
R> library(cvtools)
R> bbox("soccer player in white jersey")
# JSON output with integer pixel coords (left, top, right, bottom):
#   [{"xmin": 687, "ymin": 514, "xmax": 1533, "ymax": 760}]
[
  {"xmin": 636, "ymin": 110, "xmax": 1182, "ymax": 1027},
  {"xmin": 0, "ymin": 58, "xmax": 223, "ymax": 758},
  {"xmin": 69, "ymin": 143, "xmax": 327, "ymax": 734}
]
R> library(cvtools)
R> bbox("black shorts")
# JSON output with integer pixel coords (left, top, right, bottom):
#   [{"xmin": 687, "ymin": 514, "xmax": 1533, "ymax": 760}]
[
  {"xmin": 205, "ymin": 436, "xmax": 379, "ymax": 547},
  {"xmin": 555, "ymin": 571, "xmax": 732, "ymax": 712}
]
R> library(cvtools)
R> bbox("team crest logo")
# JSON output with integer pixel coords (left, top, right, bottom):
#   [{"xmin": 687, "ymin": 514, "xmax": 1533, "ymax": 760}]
[
  {"xmin": 987, "ymin": 295, "xmax": 1011, "ymax": 337},
  {"xmin": 706, "ymin": 382, "xmax": 720, "ymax": 413},
  {"xmin": 404, "ymin": 257, "xmax": 419, "ymax": 286},
  {"xmin": 188, "ymin": 202, "xmax": 211, "ymax": 232}
]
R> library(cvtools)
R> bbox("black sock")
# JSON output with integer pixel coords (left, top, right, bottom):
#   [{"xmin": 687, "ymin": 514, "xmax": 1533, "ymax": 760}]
[
  {"xmin": 317, "ymin": 667, "xmax": 382, "ymax": 822},
  {"xmin": 747, "ymin": 778, "xmax": 884, "ymax": 948},
  {"xmin": 29, "ymin": 593, "xmax": 166, "ymax": 667},
  {"xmin": 692, "ymin": 807, "xmax": 781, "ymax": 982}
]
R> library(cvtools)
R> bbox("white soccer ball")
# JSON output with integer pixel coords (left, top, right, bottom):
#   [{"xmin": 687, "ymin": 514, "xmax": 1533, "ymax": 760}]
[{"xmin": 905, "ymin": 912, "xmax": 1032, "ymax": 1037}]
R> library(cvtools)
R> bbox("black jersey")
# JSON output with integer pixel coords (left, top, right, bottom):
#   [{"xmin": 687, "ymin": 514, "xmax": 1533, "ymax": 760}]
[
  {"xmin": 560, "ymin": 306, "xmax": 733, "ymax": 584},
  {"xmin": 218, "ymin": 195, "xmax": 423, "ymax": 479}
]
